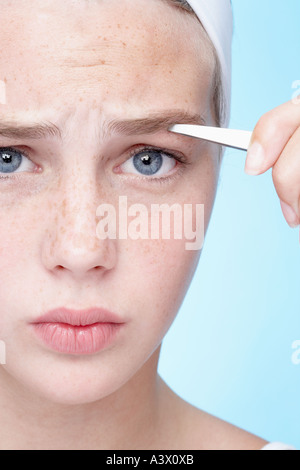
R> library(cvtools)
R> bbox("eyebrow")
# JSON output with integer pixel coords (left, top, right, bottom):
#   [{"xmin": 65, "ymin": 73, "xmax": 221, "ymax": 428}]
[
  {"xmin": 0, "ymin": 120, "xmax": 62, "ymax": 140},
  {"xmin": 0, "ymin": 110, "xmax": 206, "ymax": 140},
  {"xmin": 106, "ymin": 111, "xmax": 206, "ymax": 135}
]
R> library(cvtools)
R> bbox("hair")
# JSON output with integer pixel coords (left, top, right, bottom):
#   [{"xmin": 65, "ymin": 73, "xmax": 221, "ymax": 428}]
[
  {"xmin": 167, "ymin": 0, "xmax": 224, "ymax": 127},
  {"xmin": 168, "ymin": 0, "xmax": 194, "ymax": 12}
]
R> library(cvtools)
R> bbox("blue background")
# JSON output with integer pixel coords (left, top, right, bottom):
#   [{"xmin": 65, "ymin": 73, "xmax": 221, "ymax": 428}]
[{"xmin": 158, "ymin": 0, "xmax": 300, "ymax": 449}]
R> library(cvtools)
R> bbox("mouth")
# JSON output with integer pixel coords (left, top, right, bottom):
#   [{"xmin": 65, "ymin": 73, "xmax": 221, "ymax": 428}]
[{"xmin": 30, "ymin": 307, "xmax": 125, "ymax": 355}]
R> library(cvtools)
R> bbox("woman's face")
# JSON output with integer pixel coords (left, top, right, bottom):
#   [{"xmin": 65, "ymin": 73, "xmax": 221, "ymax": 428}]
[{"xmin": 0, "ymin": 0, "xmax": 220, "ymax": 404}]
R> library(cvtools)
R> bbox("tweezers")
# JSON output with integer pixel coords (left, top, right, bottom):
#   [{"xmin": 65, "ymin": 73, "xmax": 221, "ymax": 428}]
[{"xmin": 169, "ymin": 124, "xmax": 253, "ymax": 151}]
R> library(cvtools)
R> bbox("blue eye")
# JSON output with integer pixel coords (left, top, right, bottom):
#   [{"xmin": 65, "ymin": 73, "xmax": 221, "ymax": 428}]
[
  {"xmin": 0, "ymin": 147, "xmax": 35, "ymax": 176},
  {"xmin": 121, "ymin": 149, "xmax": 177, "ymax": 177},
  {"xmin": 0, "ymin": 148, "xmax": 22, "ymax": 173},
  {"xmin": 133, "ymin": 151, "xmax": 163, "ymax": 176}
]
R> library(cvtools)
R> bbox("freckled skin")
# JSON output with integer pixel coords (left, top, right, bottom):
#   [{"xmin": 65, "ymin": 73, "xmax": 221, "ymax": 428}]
[{"xmin": 0, "ymin": 0, "xmax": 249, "ymax": 451}]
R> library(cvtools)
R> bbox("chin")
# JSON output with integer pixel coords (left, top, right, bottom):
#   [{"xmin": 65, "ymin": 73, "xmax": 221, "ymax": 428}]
[{"xmin": 3, "ymin": 356, "xmax": 133, "ymax": 406}]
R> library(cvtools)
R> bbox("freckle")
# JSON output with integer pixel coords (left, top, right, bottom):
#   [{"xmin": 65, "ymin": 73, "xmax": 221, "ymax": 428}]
[{"xmin": 100, "ymin": 60, "xmax": 106, "ymax": 65}]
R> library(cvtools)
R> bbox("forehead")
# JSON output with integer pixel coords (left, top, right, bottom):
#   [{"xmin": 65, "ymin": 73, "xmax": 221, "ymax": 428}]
[{"xmin": 0, "ymin": 0, "xmax": 215, "ymax": 121}]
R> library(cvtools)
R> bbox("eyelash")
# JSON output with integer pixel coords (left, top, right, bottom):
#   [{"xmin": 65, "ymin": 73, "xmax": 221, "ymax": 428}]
[{"xmin": 0, "ymin": 145, "xmax": 190, "ymax": 183}]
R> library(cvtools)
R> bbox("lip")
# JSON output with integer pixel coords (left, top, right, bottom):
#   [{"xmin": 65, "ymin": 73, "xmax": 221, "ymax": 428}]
[{"xmin": 30, "ymin": 307, "xmax": 125, "ymax": 355}]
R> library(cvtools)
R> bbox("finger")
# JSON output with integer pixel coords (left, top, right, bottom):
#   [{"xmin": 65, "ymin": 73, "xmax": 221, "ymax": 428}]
[
  {"xmin": 245, "ymin": 98, "xmax": 300, "ymax": 175},
  {"xmin": 280, "ymin": 200, "xmax": 300, "ymax": 229},
  {"xmin": 272, "ymin": 126, "xmax": 300, "ymax": 227}
]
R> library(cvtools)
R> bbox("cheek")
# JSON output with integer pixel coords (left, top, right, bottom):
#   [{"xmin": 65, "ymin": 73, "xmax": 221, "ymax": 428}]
[
  {"xmin": 122, "ymin": 238, "xmax": 200, "ymax": 340},
  {"xmin": 0, "ymin": 198, "xmax": 43, "ymax": 332},
  {"xmin": 0, "ymin": 197, "xmax": 39, "ymax": 268}
]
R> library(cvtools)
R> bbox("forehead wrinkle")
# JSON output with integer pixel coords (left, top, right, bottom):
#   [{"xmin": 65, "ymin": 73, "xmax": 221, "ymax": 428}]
[
  {"xmin": 57, "ymin": 45, "xmax": 170, "ymax": 70},
  {"xmin": 50, "ymin": 9, "xmax": 198, "ymax": 71},
  {"xmin": 58, "ymin": 43, "xmax": 122, "ymax": 69}
]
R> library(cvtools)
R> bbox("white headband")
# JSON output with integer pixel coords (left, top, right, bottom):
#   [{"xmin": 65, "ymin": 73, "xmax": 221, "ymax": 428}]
[{"xmin": 186, "ymin": 0, "xmax": 233, "ymax": 125}]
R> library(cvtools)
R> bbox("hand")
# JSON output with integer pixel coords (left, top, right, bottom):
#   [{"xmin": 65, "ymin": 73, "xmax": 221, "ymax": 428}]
[{"xmin": 244, "ymin": 98, "xmax": 300, "ymax": 238}]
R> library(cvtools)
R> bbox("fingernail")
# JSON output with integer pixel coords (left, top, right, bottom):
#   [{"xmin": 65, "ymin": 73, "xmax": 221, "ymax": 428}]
[
  {"xmin": 245, "ymin": 142, "xmax": 265, "ymax": 175},
  {"xmin": 280, "ymin": 200, "xmax": 300, "ymax": 228}
]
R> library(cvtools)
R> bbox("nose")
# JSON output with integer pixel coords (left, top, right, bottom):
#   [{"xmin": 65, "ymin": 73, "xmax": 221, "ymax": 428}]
[{"xmin": 41, "ymin": 173, "xmax": 117, "ymax": 281}]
